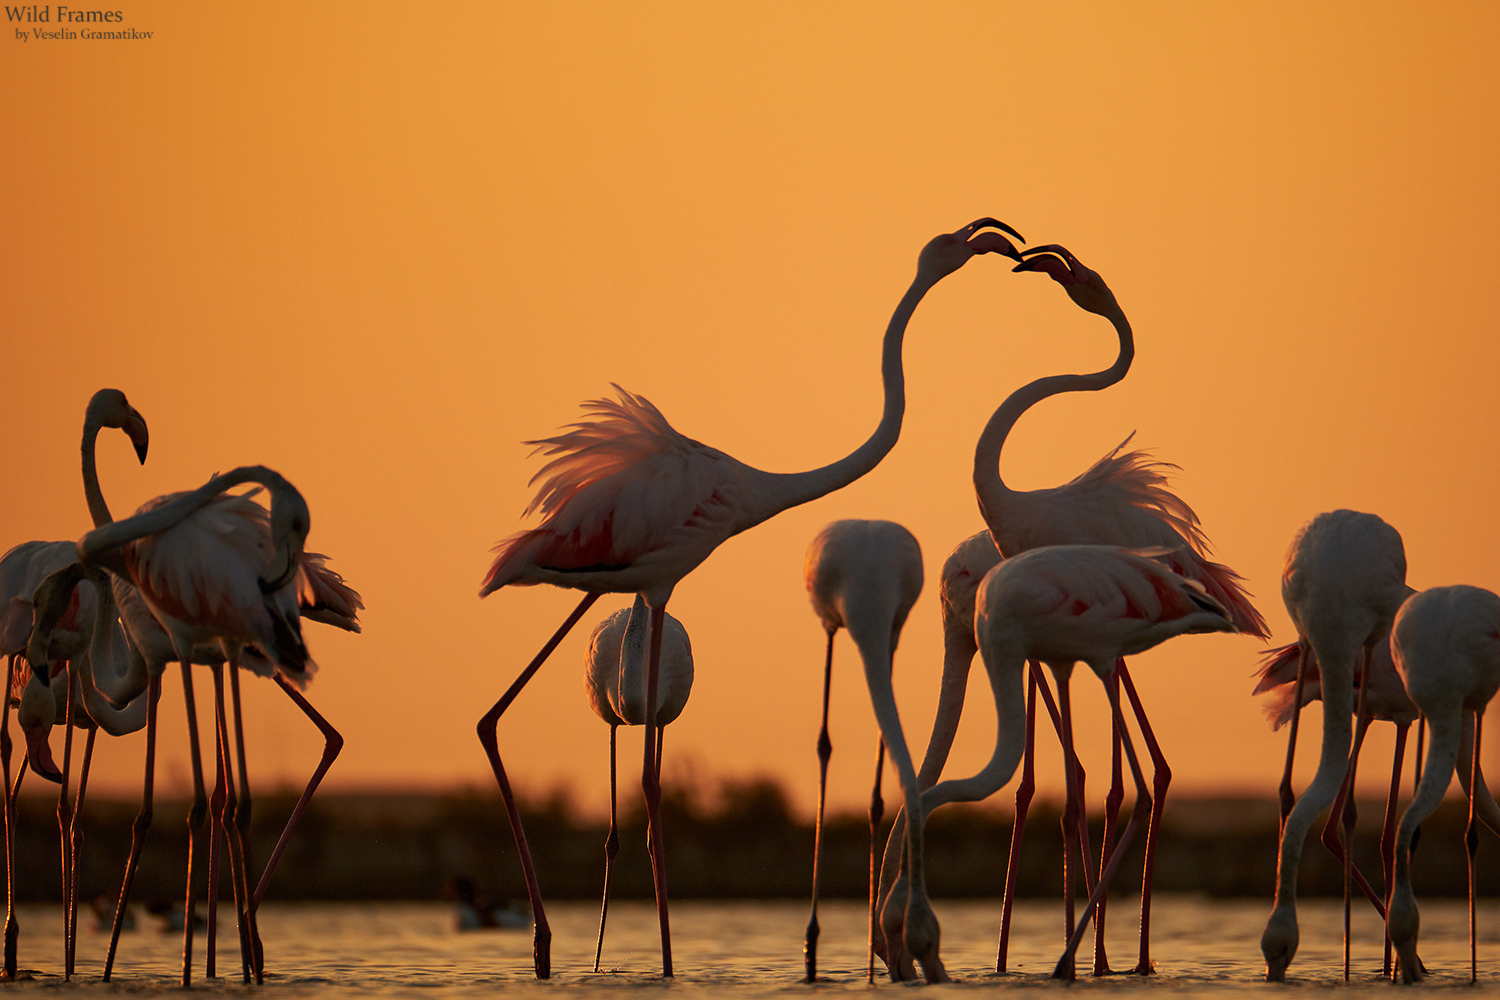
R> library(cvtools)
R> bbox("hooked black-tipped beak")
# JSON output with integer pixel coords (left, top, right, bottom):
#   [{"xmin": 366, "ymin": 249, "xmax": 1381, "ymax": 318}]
[
  {"xmin": 128, "ymin": 408, "xmax": 149, "ymax": 464},
  {"xmin": 961, "ymin": 217, "xmax": 1025, "ymax": 244}
]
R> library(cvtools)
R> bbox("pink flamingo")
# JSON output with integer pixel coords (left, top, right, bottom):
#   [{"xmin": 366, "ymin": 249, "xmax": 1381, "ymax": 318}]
[
  {"xmin": 583, "ymin": 595, "xmax": 693, "ymax": 972},
  {"xmin": 803, "ymin": 519, "xmax": 931, "ymax": 982},
  {"xmin": 31, "ymin": 466, "xmax": 346, "ymax": 986},
  {"xmin": 894, "ymin": 544, "xmax": 1238, "ymax": 980},
  {"xmin": 1387, "ymin": 585, "xmax": 1500, "ymax": 984},
  {"xmin": 477, "ymin": 218, "xmax": 1023, "ymax": 979},
  {"xmin": 972, "ymin": 244, "xmax": 1267, "ymax": 976},
  {"xmin": 1260, "ymin": 510, "xmax": 1408, "ymax": 981}
]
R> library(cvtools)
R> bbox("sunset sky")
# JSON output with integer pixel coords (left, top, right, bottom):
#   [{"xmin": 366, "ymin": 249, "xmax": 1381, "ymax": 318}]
[{"xmin": 3, "ymin": 3, "xmax": 1499, "ymax": 823}]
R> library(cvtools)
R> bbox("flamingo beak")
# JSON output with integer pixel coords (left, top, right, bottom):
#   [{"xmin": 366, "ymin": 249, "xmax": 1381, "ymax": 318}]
[
  {"xmin": 960, "ymin": 217, "xmax": 1026, "ymax": 244},
  {"xmin": 126, "ymin": 409, "xmax": 149, "ymax": 464},
  {"xmin": 25, "ymin": 723, "xmax": 62, "ymax": 784}
]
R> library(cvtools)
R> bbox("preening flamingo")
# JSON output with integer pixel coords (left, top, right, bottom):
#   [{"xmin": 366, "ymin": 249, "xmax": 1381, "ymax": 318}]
[
  {"xmin": 803, "ymin": 520, "xmax": 934, "ymax": 982},
  {"xmin": 31, "ymin": 466, "xmax": 351, "ymax": 986},
  {"xmin": 583, "ymin": 595, "xmax": 693, "ymax": 972},
  {"xmin": 1260, "ymin": 510, "xmax": 1407, "ymax": 982},
  {"xmin": 1387, "ymin": 585, "xmax": 1500, "ymax": 984},
  {"xmin": 972, "ymin": 244, "xmax": 1266, "ymax": 976},
  {"xmin": 476, "ymin": 217, "xmax": 1023, "ymax": 979}
]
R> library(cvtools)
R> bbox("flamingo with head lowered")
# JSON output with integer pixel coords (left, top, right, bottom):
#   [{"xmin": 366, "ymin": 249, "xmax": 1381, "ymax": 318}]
[{"xmin": 477, "ymin": 218, "xmax": 1024, "ymax": 979}]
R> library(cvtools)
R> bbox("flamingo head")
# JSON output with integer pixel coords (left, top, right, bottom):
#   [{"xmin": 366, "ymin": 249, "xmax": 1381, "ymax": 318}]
[
  {"xmin": 1013, "ymin": 244, "xmax": 1120, "ymax": 318},
  {"xmin": 916, "ymin": 218, "xmax": 1025, "ymax": 281},
  {"xmin": 25, "ymin": 562, "xmax": 89, "ymax": 683},
  {"xmin": 17, "ymin": 663, "xmax": 64, "ymax": 784},
  {"xmin": 87, "ymin": 388, "xmax": 149, "ymax": 463},
  {"xmin": 260, "ymin": 486, "xmax": 310, "ymax": 595}
]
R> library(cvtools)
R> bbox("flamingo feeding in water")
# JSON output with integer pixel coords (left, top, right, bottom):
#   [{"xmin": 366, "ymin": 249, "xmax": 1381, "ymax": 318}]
[
  {"xmin": 476, "ymin": 217, "xmax": 1023, "ymax": 979},
  {"xmin": 1260, "ymin": 509, "xmax": 1408, "ymax": 982},
  {"xmin": 968, "ymin": 243, "xmax": 1266, "ymax": 977},
  {"xmin": 803, "ymin": 519, "xmax": 932, "ymax": 982},
  {"xmin": 583, "ymin": 595, "xmax": 693, "ymax": 972},
  {"xmin": 1387, "ymin": 585, "xmax": 1500, "ymax": 984}
]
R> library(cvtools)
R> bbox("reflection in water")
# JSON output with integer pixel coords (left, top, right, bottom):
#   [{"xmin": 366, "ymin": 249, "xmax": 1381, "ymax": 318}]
[{"xmin": 8, "ymin": 896, "xmax": 1499, "ymax": 996}]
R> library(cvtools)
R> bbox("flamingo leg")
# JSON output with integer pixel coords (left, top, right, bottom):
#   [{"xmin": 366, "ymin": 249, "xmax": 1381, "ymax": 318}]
[
  {"xmin": 1, "ymin": 666, "xmax": 16, "ymax": 982},
  {"xmin": 229, "ymin": 662, "xmax": 261, "ymax": 979},
  {"xmin": 66, "ymin": 727, "xmax": 94, "ymax": 981},
  {"xmin": 205, "ymin": 663, "xmax": 228, "ymax": 980},
  {"xmin": 639, "ymin": 603, "xmax": 673, "ymax": 978},
  {"xmin": 1054, "ymin": 671, "xmax": 1082, "ymax": 981},
  {"xmin": 867, "ymin": 737, "xmax": 885, "ymax": 984},
  {"xmin": 1467, "ymin": 710, "xmax": 1482, "ymax": 984},
  {"xmin": 1118, "ymin": 661, "xmax": 1169, "ymax": 976},
  {"xmin": 248, "ymin": 674, "xmax": 344, "ymax": 984},
  {"xmin": 1410, "ymin": 718, "xmax": 1425, "ymax": 861},
  {"xmin": 58, "ymin": 666, "xmax": 76, "ymax": 979},
  {"xmin": 1053, "ymin": 672, "xmax": 1153, "ymax": 980},
  {"xmin": 476, "ymin": 591, "xmax": 599, "ymax": 979},
  {"xmin": 1093, "ymin": 683, "xmax": 1124, "ymax": 977},
  {"xmin": 179, "ymin": 662, "xmax": 208, "ymax": 986},
  {"xmin": 804, "ymin": 630, "xmax": 834, "ymax": 983},
  {"xmin": 1342, "ymin": 651, "xmax": 1373, "ymax": 980},
  {"xmin": 1380, "ymin": 722, "xmax": 1409, "ymax": 977},
  {"xmin": 212, "ymin": 664, "xmax": 252, "ymax": 984},
  {"xmin": 1278, "ymin": 642, "xmax": 1313, "ymax": 832},
  {"xmin": 592, "ymin": 724, "xmax": 619, "ymax": 973},
  {"xmin": 102, "ymin": 672, "xmax": 160, "ymax": 982},
  {"xmin": 996, "ymin": 668, "xmax": 1038, "ymax": 974}
]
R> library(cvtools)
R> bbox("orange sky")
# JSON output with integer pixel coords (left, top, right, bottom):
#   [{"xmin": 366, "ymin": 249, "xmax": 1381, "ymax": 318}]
[{"xmin": 3, "ymin": 3, "xmax": 1499, "ymax": 820}]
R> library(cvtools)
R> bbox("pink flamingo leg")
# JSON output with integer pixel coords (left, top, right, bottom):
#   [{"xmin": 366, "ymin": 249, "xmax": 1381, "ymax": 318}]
[
  {"xmin": 248, "ymin": 674, "xmax": 345, "ymax": 983},
  {"xmin": 1467, "ymin": 711, "xmax": 1482, "ymax": 984},
  {"xmin": 592, "ymin": 724, "xmax": 619, "ymax": 973},
  {"xmin": 1054, "ymin": 671, "xmax": 1153, "ymax": 979},
  {"xmin": 102, "ymin": 673, "xmax": 161, "ymax": 982},
  {"xmin": 65, "ymin": 727, "xmax": 95, "ymax": 980},
  {"xmin": 804, "ymin": 631, "xmax": 833, "ymax": 983},
  {"xmin": 1093, "ymin": 691, "xmax": 1124, "ymax": 977},
  {"xmin": 228, "ymin": 663, "xmax": 260, "ymax": 979},
  {"xmin": 639, "ymin": 604, "xmax": 673, "ymax": 977},
  {"xmin": 867, "ymin": 737, "xmax": 885, "ymax": 984},
  {"xmin": 1380, "ymin": 721, "xmax": 1409, "ymax": 977},
  {"xmin": 210, "ymin": 663, "xmax": 253, "ymax": 984},
  {"xmin": 205, "ymin": 664, "xmax": 228, "ymax": 981},
  {"xmin": 178, "ymin": 662, "xmax": 208, "ymax": 986},
  {"xmin": 57, "ymin": 666, "xmax": 76, "ymax": 979},
  {"xmin": 475, "ymin": 591, "xmax": 600, "ymax": 979},
  {"xmin": 1053, "ymin": 671, "xmax": 1084, "ymax": 980},
  {"xmin": 1, "ymin": 665, "xmax": 16, "ymax": 982},
  {"xmin": 1342, "ymin": 653, "xmax": 1373, "ymax": 980},
  {"xmin": 1118, "ymin": 661, "xmax": 1169, "ymax": 975},
  {"xmin": 997, "ymin": 669, "xmax": 1038, "ymax": 974}
]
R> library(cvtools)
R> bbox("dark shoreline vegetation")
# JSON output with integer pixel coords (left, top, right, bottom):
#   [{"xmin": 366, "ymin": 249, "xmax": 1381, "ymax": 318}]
[{"xmin": 10, "ymin": 778, "xmax": 1493, "ymax": 904}]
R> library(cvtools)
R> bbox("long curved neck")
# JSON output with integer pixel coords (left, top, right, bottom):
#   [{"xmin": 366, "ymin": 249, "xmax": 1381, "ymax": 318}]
[
  {"xmin": 616, "ymin": 594, "xmax": 649, "ymax": 722},
  {"xmin": 81, "ymin": 412, "xmax": 112, "ymax": 527},
  {"xmin": 76, "ymin": 579, "xmax": 149, "ymax": 733},
  {"xmin": 973, "ymin": 308, "xmax": 1134, "ymax": 534},
  {"xmin": 739, "ymin": 273, "xmax": 939, "ymax": 528},
  {"xmin": 79, "ymin": 465, "xmax": 292, "ymax": 569}
]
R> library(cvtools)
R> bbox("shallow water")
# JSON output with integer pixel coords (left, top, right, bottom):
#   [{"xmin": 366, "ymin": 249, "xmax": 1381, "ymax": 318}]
[{"xmin": 8, "ymin": 896, "xmax": 1500, "ymax": 996}]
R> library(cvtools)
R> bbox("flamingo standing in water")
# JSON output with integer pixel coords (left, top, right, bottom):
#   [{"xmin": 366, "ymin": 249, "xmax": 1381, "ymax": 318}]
[
  {"xmin": 583, "ymin": 595, "xmax": 693, "ymax": 972},
  {"xmin": 803, "ymin": 520, "xmax": 933, "ymax": 982},
  {"xmin": 29, "ymin": 466, "xmax": 348, "ymax": 986},
  {"xmin": 901, "ymin": 544, "xmax": 1238, "ymax": 980},
  {"xmin": 968, "ymin": 244, "xmax": 1266, "ymax": 977},
  {"xmin": 1260, "ymin": 510, "xmax": 1408, "ymax": 982},
  {"xmin": 477, "ymin": 218, "xmax": 1023, "ymax": 979},
  {"xmin": 1387, "ymin": 585, "xmax": 1500, "ymax": 984}
]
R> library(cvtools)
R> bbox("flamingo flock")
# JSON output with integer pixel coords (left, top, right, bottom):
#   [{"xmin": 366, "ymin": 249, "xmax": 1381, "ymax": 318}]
[{"xmin": 3, "ymin": 217, "xmax": 1496, "ymax": 988}]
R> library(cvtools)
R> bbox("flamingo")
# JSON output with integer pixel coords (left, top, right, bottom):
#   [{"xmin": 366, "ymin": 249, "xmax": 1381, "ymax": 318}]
[
  {"xmin": 476, "ymin": 217, "xmax": 1023, "ymax": 979},
  {"xmin": 1260, "ymin": 510, "xmax": 1408, "ymax": 981},
  {"xmin": 70, "ymin": 390, "xmax": 362, "ymax": 985},
  {"xmin": 970, "ymin": 244, "xmax": 1267, "ymax": 976},
  {"xmin": 803, "ymin": 519, "xmax": 934, "ymax": 981},
  {"xmin": 1387, "ymin": 585, "xmax": 1500, "ymax": 984},
  {"xmin": 1254, "ymin": 619, "xmax": 1423, "ymax": 976},
  {"xmin": 583, "ymin": 595, "xmax": 693, "ymax": 972},
  {"xmin": 871, "ymin": 529, "xmax": 1092, "ymax": 976},
  {"xmin": 895, "ymin": 544, "xmax": 1238, "ymax": 980},
  {"xmin": 28, "ymin": 465, "xmax": 348, "ymax": 986}
]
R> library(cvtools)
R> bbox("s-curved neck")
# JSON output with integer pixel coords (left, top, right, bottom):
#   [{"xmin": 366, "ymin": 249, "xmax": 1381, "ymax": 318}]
[
  {"xmin": 740, "ymin": 273, "xmax": 939, "ymax": 528},
  {"xmin": 76, "ymin": 574, "xmax": 149, "ymax": 733},
  {"xmin": 973, "ymin": 308, "xmax": 1133, "ymax": 529}
]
